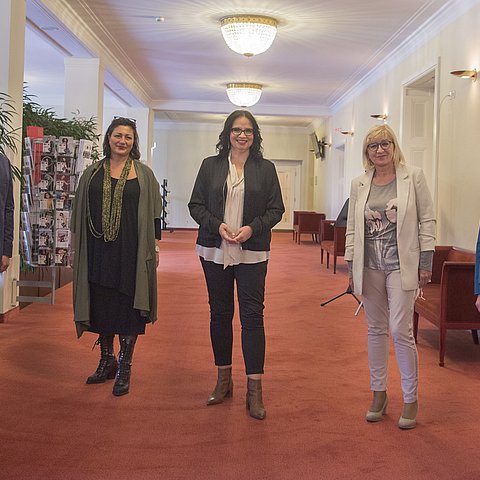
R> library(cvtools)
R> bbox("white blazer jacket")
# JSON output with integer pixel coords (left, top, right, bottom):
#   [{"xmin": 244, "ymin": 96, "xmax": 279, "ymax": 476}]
[{"xmin": 345, "ymin": 164, "xmax": 436, "ymax": 295}]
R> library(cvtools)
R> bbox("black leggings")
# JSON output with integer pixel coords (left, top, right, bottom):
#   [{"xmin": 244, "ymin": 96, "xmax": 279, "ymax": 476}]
[{"xmin": 200, "ymin": 258, "xmax": 268, "ymax": 375}]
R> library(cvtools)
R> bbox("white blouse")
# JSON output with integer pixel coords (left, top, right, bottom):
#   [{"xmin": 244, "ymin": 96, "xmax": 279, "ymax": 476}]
[{"xmin": 196, "ymin": 156, "xmax": 269, "ymax": 268}]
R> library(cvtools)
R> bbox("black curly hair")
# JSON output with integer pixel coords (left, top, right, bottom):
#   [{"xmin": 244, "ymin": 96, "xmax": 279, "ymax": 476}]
[
  {"xmin": 103, "ymin": 117, "xmax": 141, "ymax": 160},
  {"xmin": 216, "ymin": 110, "xmax": 263, "ymax": 159}
]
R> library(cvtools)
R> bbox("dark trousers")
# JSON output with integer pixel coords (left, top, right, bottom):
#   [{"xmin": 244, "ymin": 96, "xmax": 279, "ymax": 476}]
[{"xmin": 200, "ymin": 258, "xmax": 268, "ymax": 375}]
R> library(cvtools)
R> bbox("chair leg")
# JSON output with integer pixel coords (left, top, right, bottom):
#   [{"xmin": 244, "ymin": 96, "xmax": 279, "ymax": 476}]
[
  {"xmin": 326, "ymin": 252, "xmax": 330, "ymax": 269},
  {"xmin": 333, "ymin": 255, "xmax": 337, "ymax": 274},
  {"xmin": 439, "ymin": 326, "xmax": 446, "ymax": 367},
  {"xmin": 471, "ymin": 329, "xmax": 479, "ymax": 344},
  {"xmin": 320, "ymin": 249, "xmax": 324, "ymax": 264}
]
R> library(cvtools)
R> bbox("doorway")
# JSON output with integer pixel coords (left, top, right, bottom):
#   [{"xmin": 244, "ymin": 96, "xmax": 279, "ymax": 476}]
[
  {"xmin": 401, "ymin": 67, "xmax": 438, "ymax": 204},
  {"xmin": 272, "ymin": 160, "xmax": 301, "ymax": 230}
]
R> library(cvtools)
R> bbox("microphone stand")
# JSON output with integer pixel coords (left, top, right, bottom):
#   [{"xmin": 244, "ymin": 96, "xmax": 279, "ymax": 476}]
[{"xmin": 321, "ymin": 285, "xmax": 363, "ymax": 316}]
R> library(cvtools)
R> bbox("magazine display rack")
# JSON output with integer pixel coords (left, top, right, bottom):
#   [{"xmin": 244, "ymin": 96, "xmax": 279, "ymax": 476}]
[{"xmin": 17, "ymin": 136, "xmax": 93, "ymax": 304}]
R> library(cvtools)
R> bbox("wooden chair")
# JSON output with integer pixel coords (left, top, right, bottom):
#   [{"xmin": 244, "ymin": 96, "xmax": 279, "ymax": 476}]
[
  {"xmin": 292, "ymin": 211, "xmax": 315, "ymax": 242},
  {"xmin": 413, "ymin": 246, "xmax": 480, "ymax": 366},
  {"xmin": 320, "ymin": 220, "xmax": 346, "ymax": 273},
  {"xmin": 293, "ymin": 212, "xmax": 325, "ymax": 244}
]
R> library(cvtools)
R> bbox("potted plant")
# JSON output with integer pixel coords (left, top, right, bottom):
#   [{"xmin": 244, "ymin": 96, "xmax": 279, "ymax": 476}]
[{"xmin": 0, "ymin": 91, "xmax": 22, "ymax": 182}]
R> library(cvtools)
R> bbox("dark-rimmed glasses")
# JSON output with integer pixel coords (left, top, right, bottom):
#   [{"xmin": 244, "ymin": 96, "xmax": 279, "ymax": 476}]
[
  {"xmin": 231, "ymin": 127, "xmax": 254, "ymax": 136},
  {"xmin": 367, "ymin": 140, "xmax": 393, "ymax": 152}
]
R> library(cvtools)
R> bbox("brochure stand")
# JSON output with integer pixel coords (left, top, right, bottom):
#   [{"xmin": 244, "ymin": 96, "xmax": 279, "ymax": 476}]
[{"xmin": 17, "ymin": 136, "xmax": 92, "ymax": 304}]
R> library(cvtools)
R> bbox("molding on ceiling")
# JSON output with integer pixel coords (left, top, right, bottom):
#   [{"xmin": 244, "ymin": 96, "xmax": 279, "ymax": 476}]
[
  {"xmin": 31, "ymin": 0, "xmax": 154, "ymax": 107},
  {"xmin": 330, "ymin": 0, "xmax": 478, "ymax": 113}
]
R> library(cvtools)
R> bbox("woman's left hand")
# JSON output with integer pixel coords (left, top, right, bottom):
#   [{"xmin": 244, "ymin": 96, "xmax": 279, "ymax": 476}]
[
  {"xmin": 233, "ymin": 226, "xmax": 253, "ymax": 244},
  {"xmin": 418, "ymin": 269, "xmax": 432, "ymax": 288}
]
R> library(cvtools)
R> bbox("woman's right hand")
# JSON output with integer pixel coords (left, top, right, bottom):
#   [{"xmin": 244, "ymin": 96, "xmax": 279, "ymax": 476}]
[
  {"xmin": 476, "ymin": 295, "xmax": 480, "ymax": 313},
  {"xmin": 219, "ymin": 223, "xmax": 237, "ymax": 243}
]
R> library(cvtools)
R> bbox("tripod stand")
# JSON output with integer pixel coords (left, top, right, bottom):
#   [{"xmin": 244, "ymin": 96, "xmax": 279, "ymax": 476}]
[{"xmin": 321, "ymin": 285, "xmax": 363, "ymax": 315}]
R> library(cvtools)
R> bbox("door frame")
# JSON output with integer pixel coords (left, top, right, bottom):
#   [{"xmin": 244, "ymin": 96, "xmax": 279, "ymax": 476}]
[{"xmin": 400, "ymin": 60, "xmax": 440, "ymax": 208}]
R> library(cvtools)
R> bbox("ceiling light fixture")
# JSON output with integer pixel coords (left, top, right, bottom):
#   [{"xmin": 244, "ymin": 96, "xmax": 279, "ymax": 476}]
[
  {"xmin": 226, "ymin": 83, "xmax": 262, "ymax": 107},
  {"xmin": 370, "ymin": 114, "xmax": 388, "ymax": 121},
  {"xmin": 220, "ymin": 15, "xmax": 278, "ymax": 57},
  {"xmin": 339, "ymin": 130, "xmax": 354, "ymax": 136},
  {"xmin": 450, "ymin": 69, "xmax": 477, "ymax": 81}
]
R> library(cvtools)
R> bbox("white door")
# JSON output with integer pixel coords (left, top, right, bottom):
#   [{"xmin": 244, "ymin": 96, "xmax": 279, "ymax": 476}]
[
  {"xmin": 402, "ymin": 79, "xmax": 436, "ymax": 199},
  {"xmin": 272, "ymin": 162, "xmax": 301, "ymax": 230}
]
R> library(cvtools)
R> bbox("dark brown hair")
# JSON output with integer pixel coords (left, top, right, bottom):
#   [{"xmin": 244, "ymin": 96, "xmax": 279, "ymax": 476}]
[{"xmin": 103, "ymin": 117, "xmax": 141, "ymax": 160}]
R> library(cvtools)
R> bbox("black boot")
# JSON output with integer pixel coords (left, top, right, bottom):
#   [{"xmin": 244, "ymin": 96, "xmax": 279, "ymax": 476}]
[
  {"xmin": 207, "ymin": 367, "xmax": 233, "ymax": 405},
  {"xmin": 86, "ymin": 335, "xmax": 117, "ymax": 384},
  {"xmin": 246, "ymin": 378, "xmax": 266, "ymax": 420},
  {"xmin": 113, "ymin": 335, "xmax": 137, "ymax": 396}
]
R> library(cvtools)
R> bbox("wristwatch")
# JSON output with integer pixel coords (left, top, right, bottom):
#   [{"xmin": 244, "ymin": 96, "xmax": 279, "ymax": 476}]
[{"xmin": 155, "ymin": 244, "xmax": 160, "ymax": 253}]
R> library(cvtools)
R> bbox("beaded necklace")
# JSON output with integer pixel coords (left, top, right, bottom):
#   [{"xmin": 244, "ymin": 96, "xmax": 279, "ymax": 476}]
[{"xmin": 87, "ymin": 157, "xmax": 133, "ymax": 242}]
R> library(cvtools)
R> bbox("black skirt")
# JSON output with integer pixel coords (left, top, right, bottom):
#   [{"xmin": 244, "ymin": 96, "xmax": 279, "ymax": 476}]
[
  {"xmin": 89, "ymin": 283, "xmax": 146, "ymax": 335},
  {"xmin": 86, "ymin": 169, "xmax": 147, "ymax": 335}
]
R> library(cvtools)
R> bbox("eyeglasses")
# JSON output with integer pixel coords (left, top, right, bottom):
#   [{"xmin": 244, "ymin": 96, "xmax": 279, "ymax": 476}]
[
  {"xmin": 231, "ymin": 127, "xmax": 254, "ymax": 136},
  {"xmin": 367, "ymin": 140, "xmax": 393, "ymax": 152}
]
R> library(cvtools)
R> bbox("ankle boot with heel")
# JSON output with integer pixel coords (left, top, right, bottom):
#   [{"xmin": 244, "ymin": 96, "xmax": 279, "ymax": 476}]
[
  {"xmin": 86, "ymin": 335, "xmax": 117, "ymax": 384},
  {"xmin": 207, "ymin": 367, "xmax": 233, "ymax": 405}
]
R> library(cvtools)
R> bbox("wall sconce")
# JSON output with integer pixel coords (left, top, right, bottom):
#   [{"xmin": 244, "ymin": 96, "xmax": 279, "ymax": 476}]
[
  {"xmin": 450, "ymin": 69, "xmax": 477, "ymax": 82},
  {"xmin": 370, "ymin": 114, "xmax": 388, "ymax": 121},
  {"xmin": 339, "ymin": 130, "xmax": 354, "ymax": 136}
]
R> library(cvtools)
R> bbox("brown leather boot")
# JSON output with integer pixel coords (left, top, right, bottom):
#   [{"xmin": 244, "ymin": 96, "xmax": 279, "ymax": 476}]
[
  {"xmin": 207, "ymin": 367, "xmax": 233, "ymax": 405},
  {"xmin": 246, "ymin": 378, "xmax": 266, "ymax": 420},
  {"xmin": 86, "ymin": 335, "xmax": 117, "ymax": 384}
]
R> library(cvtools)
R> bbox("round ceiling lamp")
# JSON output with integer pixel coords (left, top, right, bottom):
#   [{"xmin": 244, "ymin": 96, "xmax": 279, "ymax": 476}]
[
  {"xmin": 220, "ymin": 15, "xmax": 278, "ymax": 57},
  {"xmin": 226, "ymin": 83, "xmax": 263, "ymax": 107}
]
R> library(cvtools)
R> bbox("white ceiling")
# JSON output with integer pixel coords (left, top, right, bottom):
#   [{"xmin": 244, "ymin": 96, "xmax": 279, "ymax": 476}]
[{"xmin": 24, "ymin": 0, "xmax": 458, "ymax": 128}]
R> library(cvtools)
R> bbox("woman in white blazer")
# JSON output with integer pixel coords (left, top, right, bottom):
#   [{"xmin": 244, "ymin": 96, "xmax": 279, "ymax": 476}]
[{"xmin": 345, "ymin": 124, "xmax": 436, "ymax": 430}]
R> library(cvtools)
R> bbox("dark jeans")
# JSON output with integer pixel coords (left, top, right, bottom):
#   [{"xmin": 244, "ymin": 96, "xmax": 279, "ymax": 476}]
[{"xmin": 200, "ymin": 258, "xmax": 268, "ymax": 375}]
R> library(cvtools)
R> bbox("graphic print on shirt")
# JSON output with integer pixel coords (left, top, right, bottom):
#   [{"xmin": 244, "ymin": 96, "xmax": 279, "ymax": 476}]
[{"xmin": 364, "ymin": 193, "xmax": 400, "ymax": 271}]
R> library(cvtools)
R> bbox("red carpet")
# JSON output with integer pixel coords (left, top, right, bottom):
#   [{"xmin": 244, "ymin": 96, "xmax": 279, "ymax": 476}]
[{"xmin": 1, "ymin": 230, "xmax": 480, "ymax": 479}]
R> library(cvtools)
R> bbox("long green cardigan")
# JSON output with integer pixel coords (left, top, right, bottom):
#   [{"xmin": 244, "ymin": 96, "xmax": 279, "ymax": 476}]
[{"xmin": 71, "ymin": 159, "xmax": 162, "ymax": 338}]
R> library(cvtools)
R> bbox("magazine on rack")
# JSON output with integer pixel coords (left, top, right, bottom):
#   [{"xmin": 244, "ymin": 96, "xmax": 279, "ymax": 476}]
[
  {"xmin": 75, "ymin": 139, "xmax": 93, "ymax": 174},
  {"xmin": 58, "ymin": 136, "xmax": 74, "ymax": 156},
  {"xmin": 55, "ymin": 174, "xmax": 71, "ymax": 193},
  {"xmin": 55, "ymin": 229, "xmax": 70, "ymax": 249},
  {"xmin": 55, "ymin": 210, "xmax": 70, "ymax": 229},
  {"xmin": 39, "ymin": 228, "xmax": 54, "ymax": 249},
  {"xmin": 39, "ymin": 210, "xmax": 54, "ymax": 228},
  {"xmin": 55, "ymin": 247, "xmax": 69, "ymax": 266},
  {"xmin": 39, "ymin": 191, "xmax": 55, "ymax": 210}
]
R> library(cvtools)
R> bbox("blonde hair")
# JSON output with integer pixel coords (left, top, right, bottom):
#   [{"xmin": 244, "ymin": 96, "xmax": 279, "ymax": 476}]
[{"xmin": 362, "ymin": 124, "xmax": 405, "ymax": 170}]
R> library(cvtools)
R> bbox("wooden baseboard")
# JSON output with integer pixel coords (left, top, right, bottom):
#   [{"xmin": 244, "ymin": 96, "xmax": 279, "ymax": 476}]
[{"xmin": 0, "ymin": 306, "xmax": 19, "ymax": 323}]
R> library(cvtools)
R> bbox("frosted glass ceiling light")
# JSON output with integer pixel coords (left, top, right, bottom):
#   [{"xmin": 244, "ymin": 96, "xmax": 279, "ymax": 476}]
[
  {"xmin": 226, "ymin": 83, "xmax": 262, "ymax": 107},
  {"xmin": 220, "ymin": 15, "xmax": 278, "ymax": 57}
]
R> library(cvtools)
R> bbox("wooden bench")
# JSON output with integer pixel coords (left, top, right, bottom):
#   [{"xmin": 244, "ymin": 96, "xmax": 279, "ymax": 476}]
[
  {"xmin": 320, "ymin": 219, "xmax": 346, "ymax": 274},
  {"xmin": 413, "ymin": 246, "xmax": 480, "ymax": 366},
  {"xmin": 293, "ymin": 211, "xmax": 325, "ymax": 244}
]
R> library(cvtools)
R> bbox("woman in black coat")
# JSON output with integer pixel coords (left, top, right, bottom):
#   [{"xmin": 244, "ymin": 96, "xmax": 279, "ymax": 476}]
[{"xmin": 188, "ymin": 110, "xmax": 284, "ymax": 420}]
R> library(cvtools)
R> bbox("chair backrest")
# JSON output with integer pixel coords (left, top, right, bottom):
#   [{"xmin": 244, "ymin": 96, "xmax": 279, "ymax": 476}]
[
  {"xmin": 333, "ymin": 226, "xmax": 346, "ymax": 255},
  {"xmin": 298, "ymin": 212, "xmax": 324, "ymax": 231},
  {"xmin": 293, "ymin": 210, "xmax": 316, "ymax": 227},
  {"xmin": 320, "ymin": 220, "xmax": 335, "ymax": 241},
  {"xmin": 431, "ymin": 246, "xmax": 475, "ymax": 283}
]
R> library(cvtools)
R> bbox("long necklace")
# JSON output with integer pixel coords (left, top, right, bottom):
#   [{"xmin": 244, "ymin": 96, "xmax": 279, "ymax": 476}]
[{"xmin": 87, "ymin": 157, "xmax": 132, "ymax": 242}]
